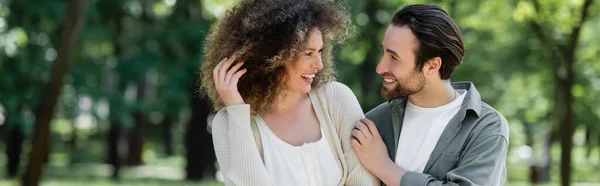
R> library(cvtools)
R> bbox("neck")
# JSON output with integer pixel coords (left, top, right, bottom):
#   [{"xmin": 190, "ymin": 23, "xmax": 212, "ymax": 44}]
[
  {"xmin": 408, "ymin": 80, "xmax": 455, "ymax": 108},
  {"xmin": 268, "ymin": 90, "xmax": 308, "ymax": 114}
]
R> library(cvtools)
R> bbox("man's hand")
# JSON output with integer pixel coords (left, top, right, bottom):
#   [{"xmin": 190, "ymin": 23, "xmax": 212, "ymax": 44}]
[
  {"xmin": 352, "ymin": 118, "xmax": 405, "ymax": 186},
  {"xmin": 351, "ymin": 118, "xmax": 389, "ymax": 171}
]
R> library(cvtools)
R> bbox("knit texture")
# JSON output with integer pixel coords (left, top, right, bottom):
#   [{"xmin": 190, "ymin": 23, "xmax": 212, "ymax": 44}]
[{"xmin": 212, "ymin": 81, "xmax": 380, "ymax": 186}]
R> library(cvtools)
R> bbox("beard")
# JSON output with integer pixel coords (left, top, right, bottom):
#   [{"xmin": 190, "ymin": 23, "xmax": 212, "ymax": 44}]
[{"xmin": 381, "ymin": 70, "xmax": 426, "ymax": 100}]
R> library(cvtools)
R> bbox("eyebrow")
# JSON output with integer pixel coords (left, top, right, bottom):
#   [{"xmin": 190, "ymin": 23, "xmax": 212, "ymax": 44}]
[
  {"xmin": 381, "ymin": 44, "xmax": 401, "ymax": 59},
  {"xmin": 385, "ymin": 48, "xmax": 402, "ymax": 59},
  {"xmin": 305, "ymin": 47, "xmax": 324, "ymax": 51}
]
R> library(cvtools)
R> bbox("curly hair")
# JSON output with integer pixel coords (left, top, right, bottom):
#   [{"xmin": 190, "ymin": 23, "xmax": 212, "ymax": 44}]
[{"xmin": 200, "ymin": 0, "xmax": 352, "ymax": 114}]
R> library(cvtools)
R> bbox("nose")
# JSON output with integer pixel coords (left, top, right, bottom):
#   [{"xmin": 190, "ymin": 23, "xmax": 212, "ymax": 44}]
[
  {"xmin": 312, "ymin": 56, "xmax": 323, "ymax": 70},
  {"xmin": 376, "ymin": 57, "xmax": 386, "ymax": 75}
]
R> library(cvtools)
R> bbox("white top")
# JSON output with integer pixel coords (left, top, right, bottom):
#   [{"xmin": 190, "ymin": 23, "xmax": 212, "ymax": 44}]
[
  {"xmin": 395, "ymin": 89, "xmax": 467, "ymax": 173},
  {"xmin": 211, "ymin": 81, "xmax": 379, "ymax": 186},
  {"xmin": 256, "ymin": 117, "xmax": 343, "ymax": 186}
]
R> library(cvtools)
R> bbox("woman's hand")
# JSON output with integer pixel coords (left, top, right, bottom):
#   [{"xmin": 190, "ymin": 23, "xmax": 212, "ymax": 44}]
[{"xmin": 213, "ymin": 55, "xmax": 247, "ymax": 106}]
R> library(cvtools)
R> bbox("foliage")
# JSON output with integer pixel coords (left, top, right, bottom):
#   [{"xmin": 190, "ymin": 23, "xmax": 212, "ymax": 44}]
[{"xmin": 0, "ymin": 0, "xmax": 599, "ymax": 184}]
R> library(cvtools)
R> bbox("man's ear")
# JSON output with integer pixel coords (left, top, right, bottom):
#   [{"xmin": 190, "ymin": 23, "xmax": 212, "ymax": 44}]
[{"xmin": 423, "ymin": 57, "xmax": 442, "ymax": 76}]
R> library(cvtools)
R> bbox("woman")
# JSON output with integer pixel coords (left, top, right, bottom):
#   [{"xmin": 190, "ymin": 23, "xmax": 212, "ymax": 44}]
[{"xmin": 200, "ymin": 0, "xmax": 379, "ymax": 185}]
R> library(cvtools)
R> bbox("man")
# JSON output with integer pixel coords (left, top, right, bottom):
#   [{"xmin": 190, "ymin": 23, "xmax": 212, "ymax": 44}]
[{"xmin": 351, "ymin": 4, "xmax": 509, "ymax": 186}]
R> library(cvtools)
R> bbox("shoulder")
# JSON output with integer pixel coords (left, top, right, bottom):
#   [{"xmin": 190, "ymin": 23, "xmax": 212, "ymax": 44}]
[
  {"xmin": 471, "ymin": 102, "xmax": 509, "ymax": 140},
  {"xmin": 365, "ymin": 101, "xmax": 392, "ymax": 119},
  {"xmin": 313, "ymin": 81, "xmax": 356, "ymax": 102},
  {"xmin": 211, "ymin": 104, "xmax": 254, "ymax": 133},
  {"xmin": 364, "ymin": 101, "xmax": 394, "ymax": 131},
  {"xmin": 315, "ymin": 81, "xmax": 353, "ymax": 95}
]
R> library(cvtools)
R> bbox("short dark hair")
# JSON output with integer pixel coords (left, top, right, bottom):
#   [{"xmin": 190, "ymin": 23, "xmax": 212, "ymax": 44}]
[{"xmin": 391, "ymin": 4, "xmax": 465, "ymax": 80}]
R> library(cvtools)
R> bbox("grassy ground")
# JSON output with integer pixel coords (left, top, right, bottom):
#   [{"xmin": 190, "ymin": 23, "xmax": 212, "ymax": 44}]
[
  {"xmin": 504, "ymin": 131, "xmax": 600, "ymax": 184},
  {"xmin": 0, "ymin": 179, "xmax": 222, "ymax": 186},
  {"xmin": 0, "ymin": 136, "xmax": 598, "ymax": 186},
  {"xmin": 0, "ymin": 163, "xmax": 223, "ymax": 186}
]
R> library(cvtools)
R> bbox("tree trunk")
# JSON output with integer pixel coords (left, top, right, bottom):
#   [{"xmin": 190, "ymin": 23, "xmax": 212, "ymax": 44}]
[
  {"xmin": 6, "ymin": 125, "xmax": 24, "ymax": 178},
  {"xmin": 559, "ymin": 56, "xmax": 575, "ymax": 186},
  {"xmin": 162, "ymin": 116, "xmax": 175, "ymax": 156},
  {"xmin": 127, "ymin": 113, "xmax": 145, "ymax": 166},
  {"xmin": 523, "ymin": 123, "xmax": 551, "ymax": 183},
  {"xmin": 531, "ymin": 133, "xmax": 552, "ymax": 183},
  {"xmin": 69, "ymin": 116, "xmax": 78, "ymax": 165},
  {"xmin": 108, "ymin": 122, "xmax": 124, "ymax": 180},
  {"xmin": 585, "ymin": 128, "xmax": 592, "ymax": 159},
  {"xmin": 526, "ymin": 0, "xmax": 594, "ymax": 185},
  {"xmin": 101, "ymin": 0, "xmax": 126, "ymax": 174},
  {"xmin": 21, "ymin": 0, "xmax": 87, "ymax": 185},
  {"xmin": 185, "ymin": 89, "xmax": 215, "ymax": 180},
  {"xmin": 560, "ymin": 1, "xmax": 594, "ymax": 184},
  {"xmin": 127, "ymin": 81, "xmax": 147, "ymax": 166},
  {"xmin": 524, "ymin": 124, "xmax": 536, "ymax": 183}
]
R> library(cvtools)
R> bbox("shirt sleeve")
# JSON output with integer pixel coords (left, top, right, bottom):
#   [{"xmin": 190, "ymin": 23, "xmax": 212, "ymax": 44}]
[
  {"xmin": 323, "ymin": 82, "xmax": 381, "ymax": 186},
  {"xmin": 211, "ymin": 104, "xmax": 275, "ymax": 186}
]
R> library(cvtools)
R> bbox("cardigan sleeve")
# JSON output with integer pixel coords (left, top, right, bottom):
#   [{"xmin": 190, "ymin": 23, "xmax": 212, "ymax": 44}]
[
  {"xmin": 211, "ymin": 104, "xmax": 275, "ymax": 186},
  {"xmin": 321, "ymin": 82, "xmax": 381, "ymax": 186}
]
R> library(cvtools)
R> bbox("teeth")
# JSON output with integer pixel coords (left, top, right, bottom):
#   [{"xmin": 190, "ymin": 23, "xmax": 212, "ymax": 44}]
[
  {"xmin": 302, "ymin": 74, "xmax": 315, "ymax": 78},
  {"xmin": 384, "ymin": 78, "xmax": 396, "ymax": 83}
]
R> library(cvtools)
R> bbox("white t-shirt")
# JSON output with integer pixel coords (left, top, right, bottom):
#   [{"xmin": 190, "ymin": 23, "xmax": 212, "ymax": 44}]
[
  {"xmin": 395, "ymin": 89, "xmax": 467, "ymax": 173},
  {"xmin": 256, "ymin": 117, "xmax": 343, "ymax": 186}
]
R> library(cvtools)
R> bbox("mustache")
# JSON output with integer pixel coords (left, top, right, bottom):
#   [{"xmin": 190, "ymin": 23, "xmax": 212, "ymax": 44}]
[{"xmin": 381, "ymin": 73, "xmax": 396, "ymax": 78}]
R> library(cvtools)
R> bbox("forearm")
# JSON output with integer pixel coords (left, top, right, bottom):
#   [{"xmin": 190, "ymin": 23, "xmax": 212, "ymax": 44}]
[
  {"xmin": 344, "ymin": 147, "xmax": 380, "ymax": 186},
  {"xmin": 373, "ymin": 159, "xmax": 405, "ymax": 186}
]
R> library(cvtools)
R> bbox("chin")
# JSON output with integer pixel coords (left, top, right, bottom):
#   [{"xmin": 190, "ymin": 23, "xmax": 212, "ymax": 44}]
[
  {"xmin": 383, "ymin": 84, "xmax": 397, "ymax": 91},
  {"xmin": 295, "ymin": 85, "xmax": 312, "ymax": 94},
  {"xmin": 287, "ymin": 81, "xmax": 313, "ymax": 94}
]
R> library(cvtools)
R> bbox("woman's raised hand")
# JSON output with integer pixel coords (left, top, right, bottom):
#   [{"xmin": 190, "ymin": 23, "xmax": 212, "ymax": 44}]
[{"xmin": 213, "ymin": 55, "xmax": 247, "ymax": 106}]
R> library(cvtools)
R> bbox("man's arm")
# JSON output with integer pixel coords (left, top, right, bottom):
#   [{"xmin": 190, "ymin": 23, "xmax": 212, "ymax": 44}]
[
  {"xmin": 371, "ymin": 159, "xmax": 404, "ymax": 186},
  {"xmin": 353, "ymin": 118, "xmax": 508, "ymax": 186}
]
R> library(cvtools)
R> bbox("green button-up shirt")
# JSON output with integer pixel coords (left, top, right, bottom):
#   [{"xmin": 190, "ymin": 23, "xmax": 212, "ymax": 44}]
[{"xmin": 366, "ymin": 82, "xmax": 509, "ymax": 186}]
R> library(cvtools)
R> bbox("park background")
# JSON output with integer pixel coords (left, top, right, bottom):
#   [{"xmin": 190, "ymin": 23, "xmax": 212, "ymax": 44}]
[{"xmin": 0, "ymin": 0, "xmax": 599, "ymax": 185}]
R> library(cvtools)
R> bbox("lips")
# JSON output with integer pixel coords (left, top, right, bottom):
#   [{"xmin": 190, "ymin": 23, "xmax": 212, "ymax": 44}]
[
  {"xmin": 383, "ymin": 75, "xmax": 397, "ymax": 83},
  {"xmin": 384, "ymin": 78, "xmax": 396, "ymax": 83},
  {"xmin": 300, "ymin": 73, "xmax": 316, "ymax": 84},
  {"xmin": 301, "ymin": 74, "xmax": 316, "ymax": 79}
]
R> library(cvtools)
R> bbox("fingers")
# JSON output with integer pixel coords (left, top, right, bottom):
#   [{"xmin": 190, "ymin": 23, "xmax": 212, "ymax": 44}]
[
  {"xmin": 351, "ymin": 138, "xmax": 361, "ymax": 149},
  {"xmin": 213, "ymin": 57, "xmax": 227, "ymax": 85},
  {"xmin": 229, "ymin": 68, "xmax": 247, "ymax": 86},
  {"xmin": 225, "ymin": 61, "xmax": 244, "ymax": 83},
  {"xmin": 352, "ymin": 129, "xmax": 366, "ymax": 144},
  {"xmin": 355, "ymin": 121, "xmax": 371, "ymax": 139},
  {"xmin": 218, "ymin": 55, "xmax": 238, "ymax": 84},
  {"xmin": 361, "ymin": 118, "xmax": 380, "ymax": 137}
]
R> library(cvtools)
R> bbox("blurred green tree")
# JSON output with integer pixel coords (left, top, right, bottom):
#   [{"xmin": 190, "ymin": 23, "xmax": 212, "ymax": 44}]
[
  {"xmin": 21, "ymin": 0, "xmax": 88, "ymax": 185},
  {"xmin": 514, "ymin": 0, "xmax": 596, "ymax": 185}
]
